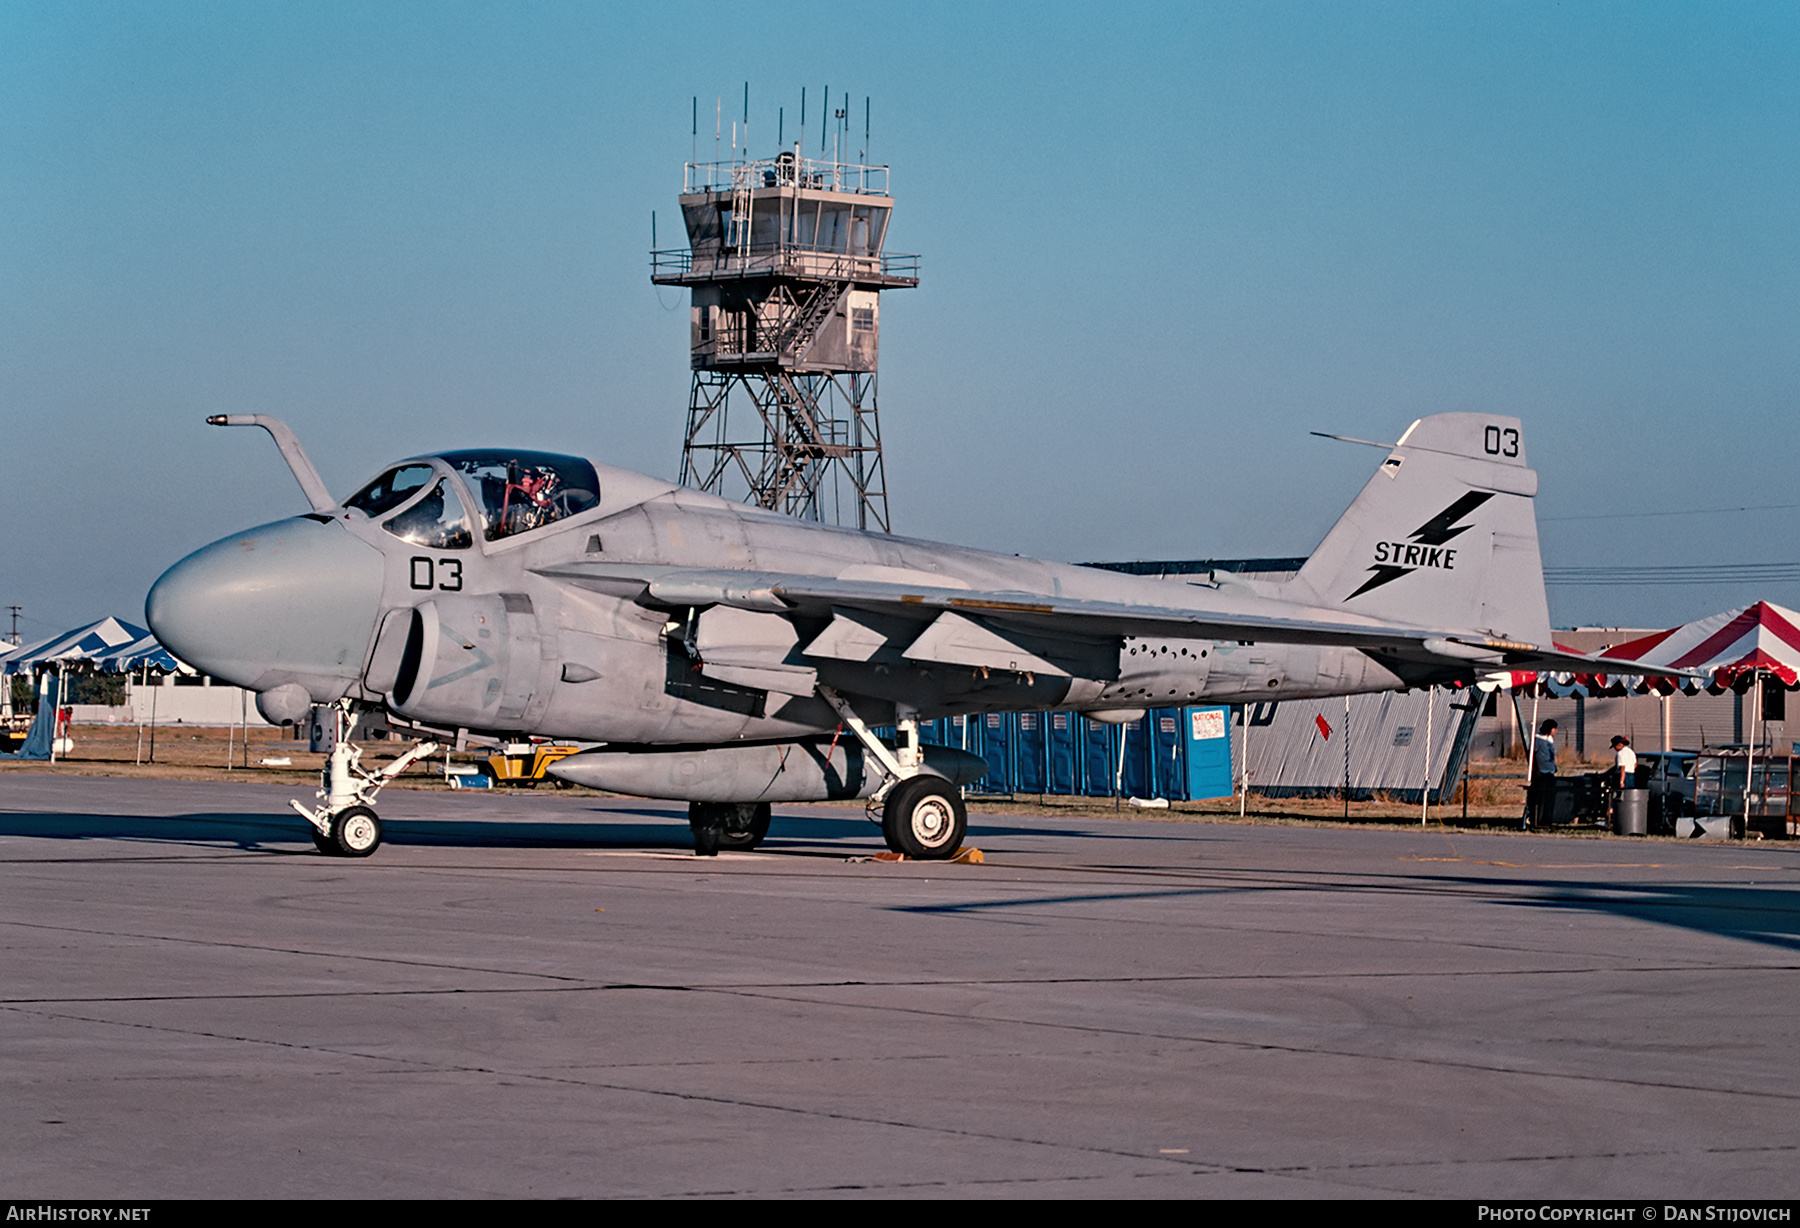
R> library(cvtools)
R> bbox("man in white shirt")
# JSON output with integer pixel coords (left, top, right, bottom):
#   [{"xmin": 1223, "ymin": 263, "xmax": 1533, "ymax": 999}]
[
  {"xmin": 1610, "ymin": 735, "xmax": 1637, "ymax": 788},
  {"xmin": 1607, "ymin": 735, "xmax": 1639, "ymax": 830}
]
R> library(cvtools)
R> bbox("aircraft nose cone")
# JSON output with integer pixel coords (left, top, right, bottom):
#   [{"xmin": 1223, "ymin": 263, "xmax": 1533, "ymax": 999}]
[{"xmin": 147, "ymin": 517, "xmax": 386, "ymax": 699}]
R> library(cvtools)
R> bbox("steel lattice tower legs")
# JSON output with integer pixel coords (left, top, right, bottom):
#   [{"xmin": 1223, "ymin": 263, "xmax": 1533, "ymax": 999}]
[{"xmin": 679, "ymin": 369, "xmax": 888, "ymax": 531}]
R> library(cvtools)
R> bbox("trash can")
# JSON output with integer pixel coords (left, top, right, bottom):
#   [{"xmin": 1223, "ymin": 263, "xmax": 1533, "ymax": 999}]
[{"xmin": 1614, "ymin": 788, "xmax": 1649, "ymax": 836}]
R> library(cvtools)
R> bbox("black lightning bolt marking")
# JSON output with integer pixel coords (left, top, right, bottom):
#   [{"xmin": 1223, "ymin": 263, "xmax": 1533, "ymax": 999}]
[
  {"xmin": 1347, "ymin": 565, "xmax": 1412, "ymax": 599},
  {"xmin": 1410, "ymin": 491, "xmax": 1494, "ymax": 546}
]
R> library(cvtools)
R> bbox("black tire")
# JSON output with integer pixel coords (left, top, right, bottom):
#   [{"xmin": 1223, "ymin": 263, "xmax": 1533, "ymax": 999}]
[
  {"xmin": 331, "ymin": 806, "xmax": 383, "ymax": 858},
  {"xmin": 718, "ymin": 802, "xmax": 771, "ymax": 850},
  {"xmin": 689, "ymin": 801, "xmax": 772, "ymax": 853},
  {"xmin": 311, "ymin": 826, "xmax": 337, "ymax": 855},
  {"xmin": 881, "ymin": 778, "xmax": 967, "ymax": 860}
]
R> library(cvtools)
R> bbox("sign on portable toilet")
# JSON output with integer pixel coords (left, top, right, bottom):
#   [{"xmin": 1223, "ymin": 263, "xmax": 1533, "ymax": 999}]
[{"xmin": 1184, "ymin": 706, "xmax": 1234, "ymax": 800}]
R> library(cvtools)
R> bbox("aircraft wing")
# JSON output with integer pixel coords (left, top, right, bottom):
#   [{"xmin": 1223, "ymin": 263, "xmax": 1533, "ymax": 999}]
[{"xmin": 534, "ymin": 561, "xmax": 1670, "ymax": 680}]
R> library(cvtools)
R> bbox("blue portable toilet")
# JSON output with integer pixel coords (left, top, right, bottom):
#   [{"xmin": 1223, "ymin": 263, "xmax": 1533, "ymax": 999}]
[
  {"xmin": 1014, "ymin": 711, "xmax": 1047, "ymax": 793},
  {"xmin": 1082, "ymin": 715, "xmax": 1118, "ymax": 796},
  {"xmin": 1046, "ymin": 711, "xmax": 1078, "ymax": 794},
  {"xmin": 1183, "ymin": 706, "xmax": 1234, "ymax": 800},
  {"xmin": 974, "ymin": 711, "xmax": 1012, "ymax": 793},
  {"xmin": 1120, "ymin": 713, "xmax": 1155, "ymax": 798},
  {"xmin": 1152, "ymin": 709, "xmax": 1186, "ymax": 799}
]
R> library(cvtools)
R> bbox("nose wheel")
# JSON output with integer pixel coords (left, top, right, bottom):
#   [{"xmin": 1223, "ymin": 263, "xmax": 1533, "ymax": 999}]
[
  {"xmin": 312, "ymin": 806, "xmax": 383, "ymax": 857},
  {"xmin": 291, "ymin": 700, "xmax": 434, "ymax": 859},
  {"xmin": 327, "ymin": 806, "xmax": 383, "ymax": 857}
]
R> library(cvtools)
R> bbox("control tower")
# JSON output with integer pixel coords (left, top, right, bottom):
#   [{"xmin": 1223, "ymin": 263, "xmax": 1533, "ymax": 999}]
[{"xmin": 652, "ymin": 148, "xmax": 918, "ymax": 530}]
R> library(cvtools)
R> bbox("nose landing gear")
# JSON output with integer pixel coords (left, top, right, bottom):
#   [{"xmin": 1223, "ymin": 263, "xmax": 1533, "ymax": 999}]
[{"xmin": 291, "ymin": 700, "xmax": 437, "ymax": 857}]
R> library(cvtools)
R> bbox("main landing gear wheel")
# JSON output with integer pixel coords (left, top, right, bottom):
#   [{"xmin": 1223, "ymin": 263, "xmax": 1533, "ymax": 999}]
[
  {"xmin": 881, "ymin": 778, "xmax": 967, "ymax": 860},
  {"xmin": 330, "ymin": 806, "xmax": 383, "ymax": 858},
  {"xmin": 688, "ymin": 801, "xmax": 772, "ymax": 856},
  {"xmin": 311, "ymin": 826, "xmax": 336, "ymax": 855}
]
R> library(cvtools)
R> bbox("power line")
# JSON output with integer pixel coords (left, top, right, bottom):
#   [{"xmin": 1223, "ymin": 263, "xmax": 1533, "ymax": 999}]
[
  {"xmin": 1541, "ymin": 501, "xmax": 1800, "ymax": 523},
  {"xmin": 1545, "ymin": 563, "xmax": 1800, "ymax": 587}
]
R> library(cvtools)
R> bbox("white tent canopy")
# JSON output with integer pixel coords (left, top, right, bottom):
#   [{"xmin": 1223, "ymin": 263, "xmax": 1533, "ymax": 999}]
[{"xmin": 1, "ymin": 617, "xmax": 188, "ymax": 676}]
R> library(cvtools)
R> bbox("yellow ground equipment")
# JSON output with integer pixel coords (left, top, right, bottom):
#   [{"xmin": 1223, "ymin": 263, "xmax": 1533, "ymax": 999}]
[{"xmin": 484, "ymin": 742, "xmax": 582, "ymax": 787}]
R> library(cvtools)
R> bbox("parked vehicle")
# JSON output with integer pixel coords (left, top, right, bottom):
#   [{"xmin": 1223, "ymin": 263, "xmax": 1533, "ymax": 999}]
[{"xmin": 1633, "ymin": 752, "xmax": 1697, "ymax": 833}]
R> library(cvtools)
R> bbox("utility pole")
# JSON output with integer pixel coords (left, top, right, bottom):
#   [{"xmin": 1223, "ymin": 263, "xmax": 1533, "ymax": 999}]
[{"xmin": 0, "ymin": 606, "xmax": 17, "ymax": 721}]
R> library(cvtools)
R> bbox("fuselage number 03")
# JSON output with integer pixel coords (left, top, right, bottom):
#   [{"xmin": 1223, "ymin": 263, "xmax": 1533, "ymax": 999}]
[{"xmin": 409, "ymin": 557, "xmax": 463, "ymax": 591}]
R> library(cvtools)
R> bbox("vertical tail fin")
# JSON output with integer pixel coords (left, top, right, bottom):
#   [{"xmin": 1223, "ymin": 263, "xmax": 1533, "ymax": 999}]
[{"xmin": 1285, "ymin": 414, "xmax": 1554, "ymax": 647}]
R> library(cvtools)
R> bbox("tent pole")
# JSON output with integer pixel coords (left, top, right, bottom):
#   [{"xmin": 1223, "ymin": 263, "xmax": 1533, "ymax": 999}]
[
  {"xmin": 1113, "ymin": 722, "xmax": 1127, "ymax": 809},
  {"xmin": 1745, "ymin": 669, "xmax": 1761, "ymax": 838},
  {"xmin": 51, "ymin": 662, "xmax": 64, "ymax": 763},
  {"xmin": 1525, "ymin": 688, "xmax": 1540, "ymax": 829},
  {"xmin": 1422, "ymin": 687, "xmax": 1433, "ymax": 826},
  {"xmin": 1238, "ymin": 707, "xmax": 1247, "ymax": 818},
  {"xmin": 1343, "ymin": 693, "xmax": 1351, "ymax": 821}
]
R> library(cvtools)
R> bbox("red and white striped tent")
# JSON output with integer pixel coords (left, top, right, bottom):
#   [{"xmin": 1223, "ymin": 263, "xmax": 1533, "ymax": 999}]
[
  {"xmin": 1602, "ymin": 601, "xmax": 1800, "ymax": 689},
  {"xmin": 1497, "ymin": 602, "xmax": 1800, "ymax": 696}
]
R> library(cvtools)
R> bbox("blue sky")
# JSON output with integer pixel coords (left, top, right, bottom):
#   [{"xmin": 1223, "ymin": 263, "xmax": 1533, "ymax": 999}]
[{"xmin": 4, "ymin": 1, "xmax": 1796, "ymax": 641}]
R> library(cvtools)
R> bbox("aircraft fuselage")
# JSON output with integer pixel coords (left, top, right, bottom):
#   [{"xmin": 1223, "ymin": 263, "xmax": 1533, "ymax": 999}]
[{"xmin": 149, "ymin": 454, "xmax": 1408, "ymax": 749}]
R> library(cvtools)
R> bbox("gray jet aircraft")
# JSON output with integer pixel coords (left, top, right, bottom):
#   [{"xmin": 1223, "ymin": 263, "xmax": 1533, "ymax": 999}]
[{"xmin": 147, "ymin": 412, "xmax": 1625, "ymax": 859}]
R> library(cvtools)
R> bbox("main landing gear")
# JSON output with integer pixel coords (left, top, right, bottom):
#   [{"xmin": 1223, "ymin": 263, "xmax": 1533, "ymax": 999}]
[
  {"xmin": 880, "ymin": 775, "xmax": 967, "ymax": 860},
  {"xmin": 291, "ymin": 700, "xmax": 438, "ymax": 858},
  {"xmin": 688, "ymin": 801, "xmax": 773, "ymax": 856},
  {"xmin": 818, "ymin": 687, "xmax": 968, "ymax": 861}
]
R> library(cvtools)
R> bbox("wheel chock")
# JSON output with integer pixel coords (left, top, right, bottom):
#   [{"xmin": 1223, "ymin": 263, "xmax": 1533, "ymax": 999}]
[{"xmin": 859, "ymin": 847, "xmax": 984, "ymax": 864}]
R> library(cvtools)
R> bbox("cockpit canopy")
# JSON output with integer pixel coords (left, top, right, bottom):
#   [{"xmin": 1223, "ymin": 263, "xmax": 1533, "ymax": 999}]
[
  {"xmin": 345, "ymin": 450, "xmax": 601, "ymax": 547},
  {"xmin": 440, "ymin": 451, "xmax": 600, "ymax": 542},
  {"xmin": 345, "ymin": 464, "xmax": 434, "ymax": 518}
]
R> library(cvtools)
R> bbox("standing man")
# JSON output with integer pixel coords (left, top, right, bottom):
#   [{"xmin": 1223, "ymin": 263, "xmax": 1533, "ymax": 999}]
[
  {"xmin": 1610, "ymin": 734, "xmax": 1637, "ymax": 788},
  {"xmin": 1527, "ymin": 718, "xmax": 1559, "ymax": 829},
  {"xmin": 1608, "ymin": 735, "xmax": 1638, "ymax": 827}
]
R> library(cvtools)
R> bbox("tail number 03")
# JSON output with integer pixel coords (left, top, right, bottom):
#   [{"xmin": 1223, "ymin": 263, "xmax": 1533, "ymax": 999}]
[
  {"xmin": 409, "ymin": 557, "xmax": 464, "ymax": 591},
  {"xmin": 1484, "ymin": 425, "xmax": 1519, "ymax": 458}
]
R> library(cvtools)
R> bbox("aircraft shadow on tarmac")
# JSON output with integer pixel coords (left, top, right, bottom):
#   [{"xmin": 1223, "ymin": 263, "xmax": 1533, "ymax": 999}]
[
  {"xmin": 0, "ymin": 806, "xmax": 915, "ymax": 855},
  {"xmin": 1482, "ymin": 875, "xmax": 1800, "ymax": 955},
  {"xmin": 8, "ymin": 807, "xmax": 1800, "ymax": 953},
  {"xmin": 0, "ymin": 803, "xmax": 1148, "ymax": 855},
  {"xmin": 886, "ymin": 865, "xmax": 1800, "ymax": 955}
]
